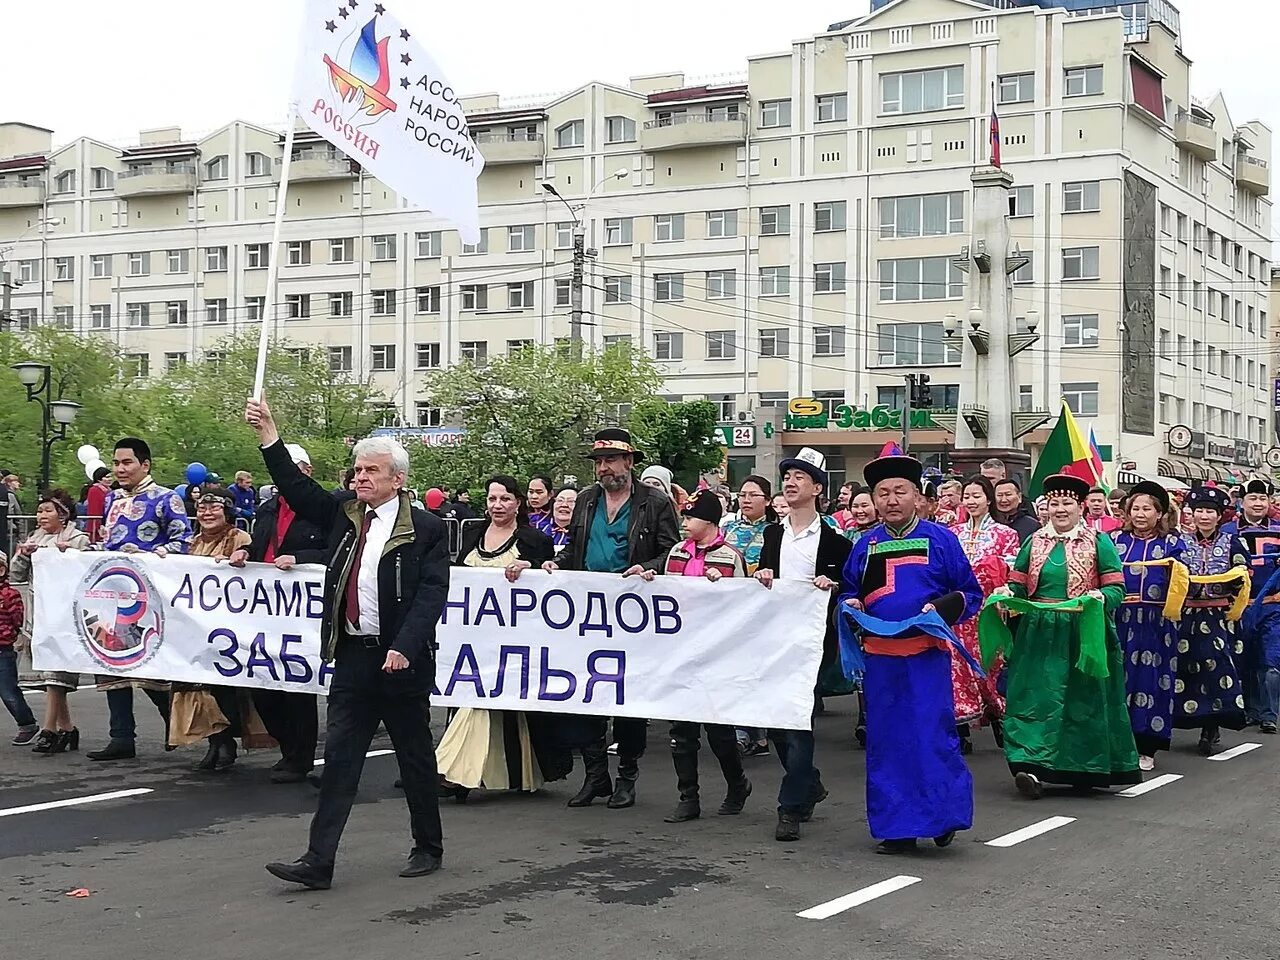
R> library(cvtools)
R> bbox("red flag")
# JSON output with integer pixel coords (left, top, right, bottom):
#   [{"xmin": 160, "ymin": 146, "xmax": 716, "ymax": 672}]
[{"xmin": 989, "ymin": 89, "xmax": 1001, "ymax": 168}]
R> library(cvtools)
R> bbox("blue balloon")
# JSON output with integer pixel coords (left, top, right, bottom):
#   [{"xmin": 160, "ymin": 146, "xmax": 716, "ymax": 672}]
[
  {"xmin": 185, "ymin": 462, "xmax": 208, "ymax": 485},
  {"xmin": 174, "ymin": 483, "xmax": 188, "ymax": 500}
]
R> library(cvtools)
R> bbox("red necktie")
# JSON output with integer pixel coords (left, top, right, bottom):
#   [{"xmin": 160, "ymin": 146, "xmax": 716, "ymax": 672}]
[{"xmin": 344, "ymin": 510, "xmax": 374, "ymax": 629}]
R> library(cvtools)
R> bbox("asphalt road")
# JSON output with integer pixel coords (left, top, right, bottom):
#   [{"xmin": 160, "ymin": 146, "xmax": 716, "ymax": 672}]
[{"xmin": 1, "ymin": 691, "xmax": 1276, "ymax": 960}]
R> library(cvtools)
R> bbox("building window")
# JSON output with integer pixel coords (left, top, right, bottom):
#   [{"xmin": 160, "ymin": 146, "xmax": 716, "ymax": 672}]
[
  {"xmin": 655, "ymin": 273, "xmax": 684, "ymax": 302},
  {"xmin": 459, "ymin": 341, "xmax": 488, "ymax": 366},
  {"xmin": 90, "ymin": 304, "xmax": 111, "ymax": 329},
  {"xmin": 16, "ymin": 259, "xmax": 38, "ymax": 283},
  {"xmin": 371, "ymin": 235, "xmax": 397, "ymax": 261},
  {"xmin": 124, "ymin": 353, "xmax": 150, "ymax": 379},
  {"xmin": 460, "ymin": 285, "xmax": 488, "ymax": 311},
  {"xmin": 1062, "ymin": 313, "xmax": 1100, "ymax": 348},
  {"xmin": 372, "ymin": 289, "xmax": 396, "ymax": 315},
  {"xmin": 654, "ymin": 331, "xmax": 684, "ymax": 360},
  {"xmin": 1159, "ymin": 266, "xmax": 1171, "ymax": 297},
  {"xmin": 406, "ymin": 231, "xmax": 440, "ymax": 260},
  {"xmin": 53, "ymin": 169, "xmax": 76, "ymax": 194},
  {"xmin": 51, "ymin": 306, "xmax": 73, "ymax": 329},
  {"xmin": 165, "ymin": 301, "xmax": 188, "ymax": 326},
  {"xmin": 285, "ymin": 241, "xmax": 310, "ymax": 266},
  {"xmin": 164, "ymin": 351, "xmax": 188, "ymax": 373},
  {"xmin": 877, "ymin": 322, "xmax": 961, "ymax": 366},
  {"xmin": 416, "ymin": 343, "xmax": 441, "ymax": 369},
  {"xmin": 603, "ymin": 275, "xmax": 632, "ymax": 304},
  {"xmin": 654, "ymin": 214, "xmax": 684, "ymax": 242},
  {"xmin": 710, "ymin": 395, "xmax": 736, "ymax": 422},
  {"xmin": 706, "ymin": 269, "xmax": 736, "ymax": 299},
  {"xmin": 245, "ymin": 296, "xmax": 265, "ymax": 321},
  {"xmin": 508, "ymin": 224, "xmax": 535, "ymax": 252},
  {"xmin": 371, "ymin": 345, "xmax": 396, "ymax": 372},
  {"xmin": 814, "ymin": 326, "xmax": 846, "ymax": 357},
  {"xmin": 1008, "ymin": 185, "xmax": 1034, "ymax": 218},
  {"xmin": 415, "ymin": 286, "xmax": 440, "ymax": 313},
  {"xmin": 814, "ymin": 262, "xmax": 847, "ymax": 293},
  {"xmin": 707, "ymin": 104, "xmax": 741, "ymax": 122},
  {"xmin": 285, "ymin": 293, "xmax": 310, "ymax": 320},
  {"xmin": 329, "ymin": 237, "xmax": 354, "ymax": 263},
  {"xmin": 329, "ymin": 291, "xmax": 353, "ymax": 317},
  {"xmin": 204, "ymin": 156, "xmax": 228, "ymax": 180},
  {"xmin": 881, "ymin": 66, "xmax": 965, "ymax": 114},
  {"xmin": 554, "ymin": 223, "xmax": 573, "ymax": 249},
  {"xmin": 245, "ymin": 152, "xmax": 271, "ymax": 176},
  {"xmin": 416, "ymin": 403, "xmax": 442, "ymax": 427},
  {"xmin": 605, "ymin": 116, "xmax": 636, "ymax": 143},
  {"xmin": 814, "ymin": 201, "xmax": 847, "ymax": 232},
  {"xmin": 91, "ymin": 166, "xmax": 114, "ymax": 190},
  {"xmin": 462, "ymin": 228, "xmax": 488, "ymax": 254},
  {"xmin": 707, "ymin": 210, "xmax": 738, "ymax": 238},
  {"xmin": 554, "ymin": 278, "xmax": 571, "ymax": 307},
  {"xmin": 758, "ymin": 205, "xmax": 790, "ymax": 236},
  {"xmin": 879, "ymin": 192, "xmax": 964, "ymax": 238},
  {"xmin": 604, "ymin": 218, "xmax": 633, "ymax": 245},
  {"xmin": 1012, "ymin": 255, "xmax": 1034, "ymax": 284},
  {"xmin": 127, "ymin": 251, "xmax": 150, "ymax": 276},
  {"xmin": 759, "ymin": 266, "xmax": 790, "ymax": 296},
  {"xmin": 1061, "ymin": 381, "xmax": 1099, "ymax": 415},
  {"xmin": 89, "ymin": 254, "xmax": 111, "ymax": 278},
  {"xmin": 759, "ymin": 328, "xmax": 790, "ymax": 358},
  {"xmin": 707, "ymin": 331, "xmax": 736, "ymax": 360},
  {"xmin": 1064, "ymin": 65, "xmax": 1104, "ymax": 98},
  {"xmin": 603, "ymin": 334, "xmax": 632, "ymax": 353},
  {"xmin": 245, "ymin": 243, "xmax": 268, "ymax": 269},
  {"xmin": 53, "ymin": 257, "xmax": 73, "ymax": 281},
  {"xmin": 759, "ymin": 99, "xmax": 791, "ymax": 128},
  {"xmin": 10, "ymin": 308, "xmax": 35, "ymax": 331},
  {"xmin": 201, "ymin": 246, "xmax": 225, "ymax": 272},
  {"xmin": 507, "ymin": 281, "xmax": 535, "ymax": 309},
  {"xmin": 878, "ymin": 257, "xmax": 963, "ymax": 301},
  {"xmin": 815, "ymin": 93, "xmax": 848, "ymax": 122},
  {"xmin": 1063, "ymin": 181, "xmax": 1101, "ymax": 213},
  {"xmin": 1062, "ymin": 246, "xmax": 1100, "ymax": 280},
  {"xmin": 507, "ymin": 339, "xmax": 534, "ymax": 355},
  {"xmin": 555, "ymin": 120, "xmax": 584, "ymax": 148},
  {"xmin": 205, "ymin": 298, "xmax": 227, "ymax": 324},
  {"xmin": 998, "ymin": 72, "xmax": 1034, "ymax": 104},
  {"xmin": 328, "ymin": 346, "xmax": 353, "ymax": 373}
]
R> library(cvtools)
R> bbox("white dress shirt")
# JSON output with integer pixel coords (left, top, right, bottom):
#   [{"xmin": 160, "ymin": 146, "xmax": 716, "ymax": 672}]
[
  {"xmin": 779, "ymin": 512, "xmax": 822, "ymax": 580},
  {"xmin": 348, "ymin": 496, "xmax": 400, "ymax": 635}
]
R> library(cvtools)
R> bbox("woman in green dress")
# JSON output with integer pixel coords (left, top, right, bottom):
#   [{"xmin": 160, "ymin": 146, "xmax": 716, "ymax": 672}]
[{"xmin": 981, "ymin": 474, "xmax": 1141, "ymax": 799}]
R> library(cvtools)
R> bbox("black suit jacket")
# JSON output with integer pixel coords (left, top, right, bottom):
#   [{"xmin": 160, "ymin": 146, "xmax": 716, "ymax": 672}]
[
  {"xmin": 757, "ymin": 518, "xmax": 853, "ymax": 669},
  {"xmin": 248, "ymin": 494, "xmax": 328, "ymax": 565}
]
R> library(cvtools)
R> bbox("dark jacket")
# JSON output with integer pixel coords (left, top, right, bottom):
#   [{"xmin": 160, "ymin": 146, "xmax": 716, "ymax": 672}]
[
  {"xmin": 248, "ymin": 494, "xmax": 328, "ymax": 565},
  {"xmin": 553, "ymin": 479, "xmax": 680, "ymax": 573},
  {"xmin": 456, "ymin": 520, "xmax": 554, "ymax": 568},
  {"xmin": 230, "ymin": 483, "xmax": 257, "ymax": 521},
  {"xmin": 996, "ymin": 503, "xmax": 1041, "ymax": 544},
  {"xmin": 260, "ymin": 439, "xmax": 450, "ymax": 664}
]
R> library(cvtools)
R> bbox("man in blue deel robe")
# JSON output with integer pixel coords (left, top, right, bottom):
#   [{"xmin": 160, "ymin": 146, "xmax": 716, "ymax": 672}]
[{"xmin": 839, "ymin": 455, "xmax": 983, "ymax": 854}]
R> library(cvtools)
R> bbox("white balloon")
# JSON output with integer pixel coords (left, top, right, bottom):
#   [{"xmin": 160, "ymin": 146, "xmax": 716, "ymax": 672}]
[
  {"xmin": 85, "ymin": 459, "xmax": 107, "ymax": 480},
  {"xmin": 76, "ymin": 444, "xmax": 100, "ymax": 465}
]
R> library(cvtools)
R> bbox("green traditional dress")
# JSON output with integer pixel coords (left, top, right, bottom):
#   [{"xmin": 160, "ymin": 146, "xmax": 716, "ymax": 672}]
[{"xmin": 989, "ymin": 527, "xmax": 1141, "ymax": 788}]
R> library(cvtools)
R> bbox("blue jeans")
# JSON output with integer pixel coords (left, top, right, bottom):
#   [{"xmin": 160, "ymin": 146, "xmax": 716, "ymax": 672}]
[
  {"xmin": 0, "ymin": 648, "xmax": 36, "ymax": 730},
  {"xmin": 106, "ymin": 686, "xmax": 171, "ymax": 742},
  {"xmin": 768, "ymin": 728, "xmax": 823, "ymax": 815},
  {"xmin": 1256, "ymin": 668, "xmax": 1280, "ymax": 726}
]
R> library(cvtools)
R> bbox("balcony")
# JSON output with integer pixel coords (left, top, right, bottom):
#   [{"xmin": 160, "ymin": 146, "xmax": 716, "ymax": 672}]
[
  {"xmin": 641, "ymin": 113, "xmax": 747, "ymax": 152},
  {"xmin": 279, "ymin": 149, "xmax": 356, "ymax": 181},
  {"xmin": 0, "ymin": 179, "xmax": 45, "ymax": 208},
  {"xmin": 474, "ymin": 132, "xmax": 544, "ymax": 165},
  {"xmin": 115, "ymin": 164, "xmax": 198, "ymax": 197},
  {"xmin": 1174, "ymin": 111, "xmax": 1217, "ymax": 161},
  {"xmin": 1236, "ymin": 155, "xmax": 1270, "ymax": 195}
]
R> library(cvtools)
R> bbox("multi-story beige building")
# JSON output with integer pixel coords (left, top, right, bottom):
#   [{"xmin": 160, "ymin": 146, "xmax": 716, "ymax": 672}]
[{"xmin": 0, "ymin": 0, "xmax": 1272, "ymax": 488}]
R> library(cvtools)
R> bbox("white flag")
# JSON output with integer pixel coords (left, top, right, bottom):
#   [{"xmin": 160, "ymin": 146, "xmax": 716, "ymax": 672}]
[{"xmin": 292, "ymin": 0, "xmax": 484, "ymax": 243}]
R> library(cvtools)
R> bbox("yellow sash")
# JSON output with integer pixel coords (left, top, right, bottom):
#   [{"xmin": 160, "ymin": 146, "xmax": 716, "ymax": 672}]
[
  {"xmin": 1124, "ymin": 557, "xmax": 1190, "ymax": 623},
  {"xmin": 1186, "ymin": 567, "xmax": 1251, "ymax": 623}
]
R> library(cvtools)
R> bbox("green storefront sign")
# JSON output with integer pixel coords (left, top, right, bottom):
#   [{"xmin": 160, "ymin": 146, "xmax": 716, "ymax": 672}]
[{"xmin": 784, "ymin": 403, "xmax": 947, "ymax": 432}]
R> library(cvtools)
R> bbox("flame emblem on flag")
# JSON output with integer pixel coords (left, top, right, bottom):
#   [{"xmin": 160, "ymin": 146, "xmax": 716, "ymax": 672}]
[{"xmin": 323, "ymin": 17, "xmax": 397, "ymax": 118}]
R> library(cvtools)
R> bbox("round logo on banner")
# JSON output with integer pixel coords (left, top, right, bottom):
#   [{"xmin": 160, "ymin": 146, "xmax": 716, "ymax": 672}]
[
  {"xmin": 72, "ymin": 556, "xmax": 165, "ymax": 672},
  {"xmin": 1167, "ymin": 424, "xmax": 1193, "ymax": 452},
  {"xmin": 1267, "ymin": 447, "xmax": 1280, "ymax": 469}
]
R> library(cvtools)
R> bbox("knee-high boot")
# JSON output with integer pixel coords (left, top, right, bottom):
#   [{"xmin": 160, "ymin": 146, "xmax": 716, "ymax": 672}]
[
  {"xmin": 664, "ymin": 750, "xmax": 701, "ymax": 822},
  {"xmin": 567, "ymin": 742, "xmax": 613, "ymax": 807}
]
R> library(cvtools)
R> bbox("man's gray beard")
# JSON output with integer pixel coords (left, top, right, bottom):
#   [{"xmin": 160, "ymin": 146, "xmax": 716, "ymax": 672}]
[{"xmin": 601, "ymin": 474, "xmax": 629, "ymax": 493}]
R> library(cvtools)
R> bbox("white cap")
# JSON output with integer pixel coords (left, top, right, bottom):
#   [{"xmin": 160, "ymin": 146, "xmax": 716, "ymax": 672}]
[{"xmin": 284, "ymin": 443, "xmax": 311, "ymax": 466}]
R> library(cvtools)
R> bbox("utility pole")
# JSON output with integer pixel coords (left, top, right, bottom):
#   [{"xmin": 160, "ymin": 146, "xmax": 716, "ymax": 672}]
[
  {"xmin": 0, "ymin": 266, "xmax": 15, "ymax": 330},
  {"xmin": 903, "ymin": 373, "xmax": 915, "ymax": 456},
  {"xmin": 570, "ymin": 224, "xmax": 585, "ymax": 350}
]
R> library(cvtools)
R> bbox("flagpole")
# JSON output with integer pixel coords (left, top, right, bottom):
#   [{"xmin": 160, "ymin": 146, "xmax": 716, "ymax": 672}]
[{"xmin": 253, "ymin": 103, "xmax": 299, "ymax": 400}]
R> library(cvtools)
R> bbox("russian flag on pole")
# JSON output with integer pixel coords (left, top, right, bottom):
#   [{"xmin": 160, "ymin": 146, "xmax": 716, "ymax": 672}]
[
  {"xmin": 989, "ymin": 84, "xmax": 1001, "ymax": 168},
  {"xmin": 1029, "ymin": 400, "xmax": 1103, "ymax": 497}
]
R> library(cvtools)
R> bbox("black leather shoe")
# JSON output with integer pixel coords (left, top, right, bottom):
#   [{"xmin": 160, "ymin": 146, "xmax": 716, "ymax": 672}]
[
  {"xmin": 1262, "ymin": 722, "xmax": 1278, "ymax": 735},
  {"xmin": 798, "ymin": 783, "xmax": 829, "ymax": 823},
  {"xmin": 270, "ymin": 767, "xmax": 310, "ymax": 784},
  {"xmin": 214, "ymin": 740, "xmax": 237, "ymax": 771},
  {"xmin": 876, "ymin": 839, "xmax": 917, "ymax": 855},
  {"xmin": 606, "ymin": 777, "xmax": 636, "ymax": 809},
  {"xmin": 775, "ymin": 812, "xmax": 801, "ymax": 842},
  {"xmin": 399, "ymin": 849, "xmax": 442, "ymax": 878},
  {"xmin": 1014, "ymin": 771, "xmax": 1044, "ymax": 800},
  {"xmin": 664, "ymin": 799, "xmax": 700, "ymax": 823},
  {"xmin": 718, "ymin": 777, "xmax": 752, "ymax": 816},
  {"xmin": 87, "ymin": 740, "xmax": 136, "ymax": 761},
  {"xmin": 195, "ymin": 742, "xmax": 219, "ymax": 771},
  {"xmin": 266, "ymin": 858, "xmax": 331, "ymax": 890},
  {"xmin": 933, "ymin": 830, "xmax": 957, "ymax": 848}
]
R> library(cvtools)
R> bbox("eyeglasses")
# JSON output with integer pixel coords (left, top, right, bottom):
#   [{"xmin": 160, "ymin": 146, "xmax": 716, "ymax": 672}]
[{"xmin": 738, "ymin": 492, "xmax": 766, "ymax": 499}]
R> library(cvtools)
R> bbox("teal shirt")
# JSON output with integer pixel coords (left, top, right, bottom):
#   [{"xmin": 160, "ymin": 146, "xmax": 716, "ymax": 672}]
[{"xmin": 585, "ymin": 499, "xmax": 632, "ymax": 572}]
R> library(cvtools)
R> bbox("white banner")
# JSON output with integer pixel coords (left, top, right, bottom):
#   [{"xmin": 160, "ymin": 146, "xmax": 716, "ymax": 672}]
[
  {"xmin": 32, "ymin": 551, "xmax": 827, "ymax": 729},
  {"xmin": 292, "ymin": 0, "xmax": 484, "ymax": 243}
]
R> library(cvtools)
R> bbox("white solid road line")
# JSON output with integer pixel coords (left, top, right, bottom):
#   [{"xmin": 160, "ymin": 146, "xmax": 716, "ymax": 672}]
[
  {"xmin": 1208, "ymin": 742, "xmax": 1262, "ymax": 762},
  {"xmin": 985, "ymin": 815, "xmax": 1076, "ymax": 848},
  {"xmin": 1117, "ymin": 773, "xmax": 1183, "ymax": 797},
  {"xmin": 797, "ymin": 875, "xmax": 922, "ymax": 920},
  {"xmin": 312, "ymin": 749, "xmax": 395, "ymax": 767},
  {"xmin": 0, "ymin": 788, "xmax": 154, "ymax": 818}
]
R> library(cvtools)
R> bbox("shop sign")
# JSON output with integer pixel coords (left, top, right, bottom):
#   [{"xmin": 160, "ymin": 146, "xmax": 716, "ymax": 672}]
[
  {"xmin": 1205, "ymin": 438, "xmax": 1235, "ymax": 462},
  {"xmin": 784, "ymin": 398, "xmax": 945, "ymax": 432},
  {"xmin": 715, "ymin": 424, "xmax": 756, "ymax": 448}
]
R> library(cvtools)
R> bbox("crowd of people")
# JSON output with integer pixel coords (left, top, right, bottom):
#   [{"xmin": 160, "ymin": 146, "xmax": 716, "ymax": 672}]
[{"xmin": 3, "ymin": 412, "xmax": 1280, "ymax": 884}]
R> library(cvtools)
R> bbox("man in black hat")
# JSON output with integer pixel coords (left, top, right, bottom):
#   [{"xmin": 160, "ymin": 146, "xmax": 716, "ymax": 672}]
[
  {"xmin": 543, "ymin": 428, "xmax": 680, "ymax": 808},
  {"xmin": 1222, "ymin": 476, "xmax": 1280, "ymax": 726}
]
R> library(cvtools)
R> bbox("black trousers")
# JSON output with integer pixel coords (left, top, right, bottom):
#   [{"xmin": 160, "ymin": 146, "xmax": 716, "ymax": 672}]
[
  {"xmin": 670, "ymin": 721, "xmax": 743, "ymax": 787},
  {"xmin": 306, "ymin": 642, "xmax": 443, "ymax": 869},
  {"xmin": 252, "ymin": 689, "xmax": 319, "ymax": 771}
]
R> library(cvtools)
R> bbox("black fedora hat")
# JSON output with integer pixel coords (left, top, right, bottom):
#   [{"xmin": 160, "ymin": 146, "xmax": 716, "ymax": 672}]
[{"xmin": 587, "ymin": 427, "xmax": 644, "ymax": 462}]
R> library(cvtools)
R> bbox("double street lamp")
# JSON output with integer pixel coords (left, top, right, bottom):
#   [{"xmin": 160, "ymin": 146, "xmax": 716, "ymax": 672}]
[{"xmin": 11, "ymin": 362, "xmax": 80, "ymax": 491}]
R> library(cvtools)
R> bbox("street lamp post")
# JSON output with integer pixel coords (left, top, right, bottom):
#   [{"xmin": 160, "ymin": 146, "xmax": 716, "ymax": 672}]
[{"xmin": 12, "ymin": 361, "xmax": 80, "ymax": 491}]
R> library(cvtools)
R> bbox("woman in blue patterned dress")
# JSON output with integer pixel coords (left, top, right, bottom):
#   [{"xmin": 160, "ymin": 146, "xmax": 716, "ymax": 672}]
[
  {"xmin": 1177, "ymin": 486, "xmax": 1249, "ymax": 754},
  {"xmin": 1112, "ymin": 481, "xmax": 1189, "ymax": 771},
  {"xmin": 547, "ymin": 486, "xmax": 577, "ymax": 548}
]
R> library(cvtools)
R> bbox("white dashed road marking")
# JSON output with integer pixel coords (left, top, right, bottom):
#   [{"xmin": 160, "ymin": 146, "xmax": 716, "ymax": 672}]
[
  {"xmin": 0, "ymin": 788, "xmax": 155, "ymax": 818},
  {"xmin": 1117, "ymin": 773, "xmax": 1183, "ymax": 797},
  {"xmin": 985, "ymin": 815, "xmax": 1076, "ymax": 848},
  {"xmin": 796, "ymin": 875, "xmax": 922, "ymax": 919},
  {"xmin": 1207, "ymin": 742, "xmax": 1262, "ymax": 761},
  {"xmin": 312, "ymin": 749, "xmax": 395, "ymax": 767}
]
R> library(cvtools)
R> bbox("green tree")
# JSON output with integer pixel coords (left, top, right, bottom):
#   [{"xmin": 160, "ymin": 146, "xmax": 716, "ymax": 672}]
[
  {"xmin": 413, "ymin": 344, "xmax": 661, "ymax": 490},
  {"xmin": 627, "ymin": 398, "xmax": 725, "ymax": 489}
]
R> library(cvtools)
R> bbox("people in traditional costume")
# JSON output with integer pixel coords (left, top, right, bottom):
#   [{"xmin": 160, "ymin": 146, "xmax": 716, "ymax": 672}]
[
  {"xmin": 526, "ymin": 475, "xmax": 555, "ymax": 535},
  {"xmin": 1220, "ymin": 476, "xmax": 1280, "ymax": 726},
  {"xmin": 1246, "ymin": 563, "xmax": 1280, "ymax": 736},
  {"xmin": 1112, "ymin": 481, "xmax": 1189, "ymax": 770},
  {"xmin": 436, "ymin": 476, "xmax": 570, "ymax": 798},
  {"xmin": 948, "ymin": 475, "xmax": 1019, "ymax": 753},
  {"xmin": 838, "ymin": 455, "xmax": 982, "ymax": 854},
  {"xmin": 722, "ymin": 475, "xmax": 774, "ymax": 758},
  {"xmin": 547, "ymin": 486, "xmax": 576, "ymax": 548},
  {"xmin": 1176, "ymin": 485, "xmax": 1249, "ymax": 754},
  {"xmin": 980, "ymin": 474, "xmax": 1139, "ymax": 798}
]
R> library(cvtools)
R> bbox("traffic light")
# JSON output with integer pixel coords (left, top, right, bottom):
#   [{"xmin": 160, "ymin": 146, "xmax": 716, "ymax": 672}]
[{"xmin": 916, "ymin": 373, "xmax": 932, "ymax": 409}]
